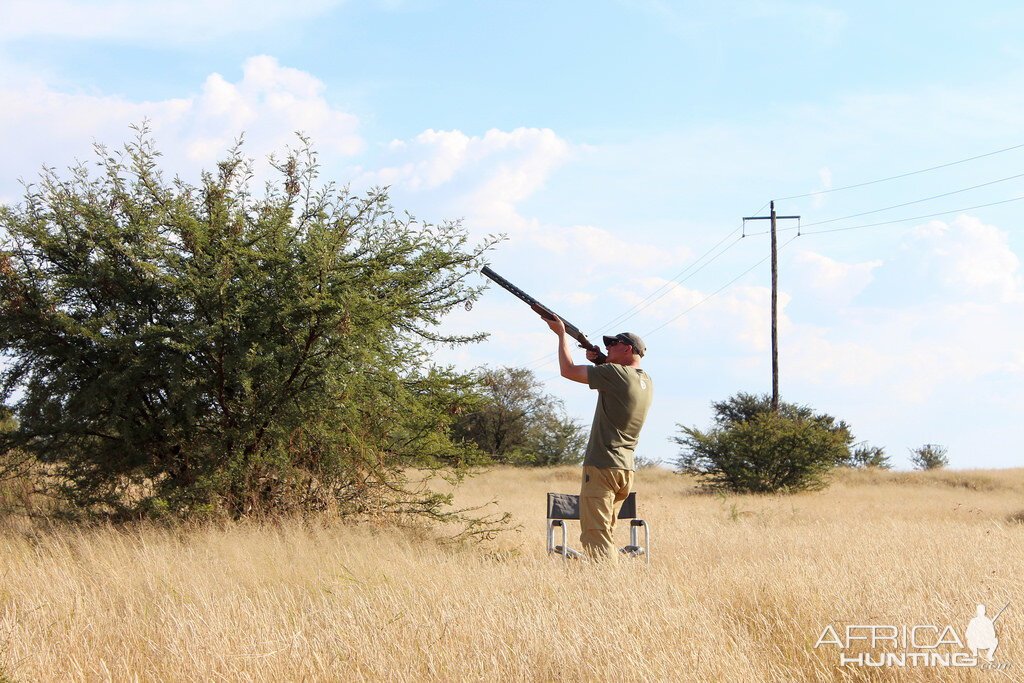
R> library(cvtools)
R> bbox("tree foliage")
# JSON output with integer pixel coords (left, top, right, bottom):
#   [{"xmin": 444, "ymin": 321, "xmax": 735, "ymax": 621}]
[
  {"xmin": 910, "ymin": 444, "xmax": 948, "ymax": 470},
  {"xmin": 0, "ymin": 126, "xmax": 499, "ymax": 520},
  {"xmin": 674, "ymin": 392, "xmax": 881, "ymax": 493},
  {"xmin": 845, "ymin": 444, "xmax": 892, "ymax": 469},
  {"xmin": 453, "ymin": 366, "xmax": 587, "ymax": 466}
]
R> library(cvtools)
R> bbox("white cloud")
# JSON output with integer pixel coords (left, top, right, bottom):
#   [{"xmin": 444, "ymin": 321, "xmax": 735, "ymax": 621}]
[
  {"xmin": 786, "ymin": 307, "xmax": 1018, "ymax": 404},
  {"xmin": 792, "ymin": 249, "xmax": 881, "ymax": 305},
  {"xmin": 381, "ymin": 129, "xmax": 472, "ymax": 190},
  {"xmin": 0, "ymin": 0, "xmax": 343, "ymax": 43},
  {"xmin": 622, "ymin": 277, "xmax": 790, "ymax": 353},
  {"xmin": 780, "ymin": 215, "xmax": 1024, "ymax": 403},
  {"xmin": 785, "ymin": 334, "xmax": 894, "ymax": 389},
  {"xmin": 528, "ymin": 224, "xmax": 691, "ymax": 271},
  {"xmin": 812, "ymin": 167, "xmax": 832, "ymax": 208},
  {"xmin": 363, "ymin": 126, "xmax": 571, "ymax": 230},
  {"xmin": 467, "ymin": 129, "xmax": 571, "ymax": 227},
  {"xmin": 818, "ymin": 167, "xmax": 832, "ymax": 189},
  {"xmin": 0, "ymin": 56, "xmax": 362, "ymax": 200},
  {"xmin": 561, "ymin": 291, "xmax": 598, "ymax": 307},
  {"xmin": 360, "ymin": 126, "xmax": 700, "ymax": 275},
  {"xmin": 181, "ymin": 56, "xmax": 363, "ymax": 161},
  {"xmin": 909, "ymin": 215, "xmax": 1023, "ymax": 303},
  {"xmin": 597, "ymin": 211, "xmax": 1024, "ymax": 414}
]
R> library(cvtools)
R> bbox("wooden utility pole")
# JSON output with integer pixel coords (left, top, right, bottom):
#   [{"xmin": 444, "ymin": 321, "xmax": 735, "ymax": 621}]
[{"xmin": 742, "ymin": 201, "xmax": 800, "ymax": 412}]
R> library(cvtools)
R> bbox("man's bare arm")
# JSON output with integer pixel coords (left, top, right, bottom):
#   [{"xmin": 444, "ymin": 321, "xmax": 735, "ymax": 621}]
[{"xmin": 545, "ymin": 314, "xmax": 589, "ymax": 384}]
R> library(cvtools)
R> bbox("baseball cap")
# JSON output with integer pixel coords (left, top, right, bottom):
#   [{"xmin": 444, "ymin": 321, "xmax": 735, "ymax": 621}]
[{"xmin": 602, "ymin": 332, "xmax": 646, "ymax": 357}]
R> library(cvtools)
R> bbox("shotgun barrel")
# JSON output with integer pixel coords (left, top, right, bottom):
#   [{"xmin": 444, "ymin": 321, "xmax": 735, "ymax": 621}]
[{"xmin": 481, "ymin": 266, "xmax": 606, "ymax": 365}]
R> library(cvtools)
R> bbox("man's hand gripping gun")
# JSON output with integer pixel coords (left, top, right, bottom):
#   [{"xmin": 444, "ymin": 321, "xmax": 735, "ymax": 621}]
[{"xmin": 481, "ymin": 266, "xmax": 606, "ymax": 365}]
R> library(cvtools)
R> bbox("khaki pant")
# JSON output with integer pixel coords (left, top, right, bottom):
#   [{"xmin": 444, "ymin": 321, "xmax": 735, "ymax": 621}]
[{"xmin": 580, "ymin": 465, "xmax": 633, "ymax": 563}]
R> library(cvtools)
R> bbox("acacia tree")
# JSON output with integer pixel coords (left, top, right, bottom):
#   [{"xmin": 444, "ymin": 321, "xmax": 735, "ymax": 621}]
[
  {"xmin": 0, "ymin": 126, "xmax": 498, "ymax": 520},
  {"xmin": 453, "ymin": 366, "xmax": 587, "ymax": 466},
  {"xmin": 674, "ymin": 393, "xmax": 880, "ymax": 493}
]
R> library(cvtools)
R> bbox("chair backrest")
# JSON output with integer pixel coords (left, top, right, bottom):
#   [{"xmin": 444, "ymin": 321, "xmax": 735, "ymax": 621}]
[{"xmin": 546, "ymin": 492, "xmax": 637, "ymax": 520}]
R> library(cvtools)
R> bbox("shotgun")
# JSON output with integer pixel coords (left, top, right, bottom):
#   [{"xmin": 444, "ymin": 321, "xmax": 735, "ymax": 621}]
[{"xmin": 481, "ymin": 266, "xmax": 606, "ymax": 365}]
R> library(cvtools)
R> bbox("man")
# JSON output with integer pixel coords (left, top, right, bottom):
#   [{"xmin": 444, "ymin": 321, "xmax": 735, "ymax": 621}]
[{"xmin": 544, "ymin": 314, "xmax": 653, "ymax": 562}]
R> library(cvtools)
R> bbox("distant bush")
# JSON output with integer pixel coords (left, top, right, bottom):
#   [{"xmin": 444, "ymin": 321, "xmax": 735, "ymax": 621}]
[
  {"xmin": 453, "ymin": 366, "xmax": 587, "ymax": 467},
  {"xmin": 674, "ymin": 393, "xmax": 880, "ymax": 494},
  {"xmin": 844, "ymin": 444, "xmax": 892, "ymax": 470},
  {"xmin": 910, "ymin": 444, "xmax": 948, "ymax": 470},
  {"xmin": 633, "ymin": 454, "xmax": 662, "ymax": 470}
]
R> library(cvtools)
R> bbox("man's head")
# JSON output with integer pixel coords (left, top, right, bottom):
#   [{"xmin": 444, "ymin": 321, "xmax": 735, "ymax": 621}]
[{"xmin": 602, "ymin": 332, "xmax": 645, "ymax": 365}]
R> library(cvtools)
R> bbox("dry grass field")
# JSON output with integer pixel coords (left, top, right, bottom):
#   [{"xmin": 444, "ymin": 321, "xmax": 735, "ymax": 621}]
[{"xmin": 2, "ymin": 465, "xmax": 1024, "ymax": 681}]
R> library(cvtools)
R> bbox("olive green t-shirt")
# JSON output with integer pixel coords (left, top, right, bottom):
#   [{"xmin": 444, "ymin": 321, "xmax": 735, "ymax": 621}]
[{"xmin": 584, "ymin": 363, "xmax": 653, "ymax": 470}]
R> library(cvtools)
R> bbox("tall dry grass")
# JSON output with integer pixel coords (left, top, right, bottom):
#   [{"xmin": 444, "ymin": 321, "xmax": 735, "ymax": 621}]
[{"xmin": 2, "ymin": 466, "xmax": 1024, "ymax": 681}]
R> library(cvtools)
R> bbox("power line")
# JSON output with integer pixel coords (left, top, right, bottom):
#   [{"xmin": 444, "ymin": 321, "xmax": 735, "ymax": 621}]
[
  {"xmin": 597, "ymin": 228, "xmax": 744, "ymax": 331},
  {"xmin": 512, "ymin": 222, "xmax": 753, "ymax": 373},
  {"xmin": 799, "ymin": 193, "xmax": 1024, "ymax": 235},
  {"xmin": 502, "ymin": 144, "xmax": 1024, "ymax": 390},
  {"xmin": 596, "ymin": 200, "xmax": 779, "ymax": 332},
  {"xmin": 631, "ymin": 178, "xmax": 1024, "ymax": 348},
  {"xmin": 528, "ymin": 234, "xmax": 797, "ymax": 382},
  {"xmin": 511, "ymin": 184, "xmax": 1024, "ymax": 375},
  {"xmin": 797, "ymin": 172, "xmax": 1024, "ymax": 230},
  {"xmin": 642, "ymin": 234, "xmax": 801, "ymax": 338},
  {"xmin": 775, "ymin": 142, "xmax": 1024, "ymax": 201},
  {"xmin": 501, "ymin": 143, "xmax": 1024, "ymax": 373}
]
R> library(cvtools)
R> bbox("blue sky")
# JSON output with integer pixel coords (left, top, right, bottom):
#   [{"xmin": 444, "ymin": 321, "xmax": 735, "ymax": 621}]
[{"xmin": 3, "ymin": 1, "xmax": 1024, "ymax": 469}]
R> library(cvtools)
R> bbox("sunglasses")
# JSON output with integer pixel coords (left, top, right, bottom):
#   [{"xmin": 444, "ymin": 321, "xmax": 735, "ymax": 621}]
[{"xmin": 606, "ymin": 339, "xmax": 631, "ymax": 348}]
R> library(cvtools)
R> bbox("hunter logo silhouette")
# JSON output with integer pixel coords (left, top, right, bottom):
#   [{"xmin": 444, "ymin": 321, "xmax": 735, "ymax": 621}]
[{"xmin": 966, "ymin": 602, "xmax": 1008, "ymax": 662}]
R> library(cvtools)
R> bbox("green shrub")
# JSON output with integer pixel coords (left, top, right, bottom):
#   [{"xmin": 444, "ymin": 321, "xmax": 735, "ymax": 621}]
[
  {"xmin": 453, "ymin": 366, "xmax": 587, "ymax": 467},
  {"xmin": 846, "ymin": 444, "xmax": 892, "ymax": 469},
  {"xmin": 674, "ymin": 392, "xmax": 877, "ymax": 493},
  {"xmin": 910, "ymin": 444, "xmax": 948, "ymax": 470}
]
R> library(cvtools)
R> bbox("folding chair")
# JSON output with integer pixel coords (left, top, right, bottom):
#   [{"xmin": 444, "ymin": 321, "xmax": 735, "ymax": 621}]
[{"xmin": 546, "ymin": 491, "xmax": 650, "ymax": 565}]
